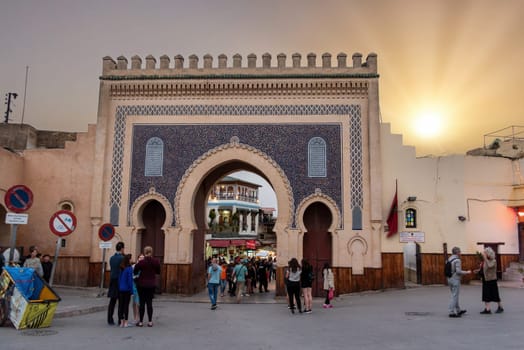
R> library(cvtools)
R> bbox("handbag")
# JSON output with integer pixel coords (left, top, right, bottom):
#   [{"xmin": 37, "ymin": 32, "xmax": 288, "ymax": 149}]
[{"xmin": 328, "ymin": 287, "xmax": 334, "ymax": 300}]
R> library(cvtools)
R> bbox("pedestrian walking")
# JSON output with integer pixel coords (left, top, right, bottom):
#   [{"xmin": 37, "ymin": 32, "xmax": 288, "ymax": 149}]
[
  {"xmin": 286, "ymin": 258, "xmax": 302, "ymax": 314},
  {"xmin": 219, "ymin": 261, "xmax": 228, "ymax": 297},
  {"xmin": 301, "ymin": 259, "xmax": 314, "ymax": 313},
  {"xmin": 134, "ymin": 246, "xmax": 161, "ymax": 327},
  {"xmin": 118, "ymin": 254, "xmax": 133, "ymax": 327},
  {"xmin": 232, "ymin": 258, "xmax": 248, "ymax": 303},
  {"xmin": 322, "ymin": 262, "xmax": 335, "ymax": 308},
  {"xmin": 447, "ymin": 246, "xmax": 472, "ymax": 318},
  {"xmin": 107, "ymin": 241, "xmax": 125, "ymax": 325},
  {"xmin": 207, "ymin": 257, "xmax": 222, "ymax": 310},
  {"xmin": 258, "ymin": 259, "xmax": 269, "ymax": 292},
  {"xmin": 477, "ymin": 247, "xmax": 504, "ymax": 314}
]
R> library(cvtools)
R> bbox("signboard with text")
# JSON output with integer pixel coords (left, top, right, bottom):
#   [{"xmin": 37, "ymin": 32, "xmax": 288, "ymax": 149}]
[{"xmin": 399, "ymin": 231, "xmax": 425, "ymax": 243}]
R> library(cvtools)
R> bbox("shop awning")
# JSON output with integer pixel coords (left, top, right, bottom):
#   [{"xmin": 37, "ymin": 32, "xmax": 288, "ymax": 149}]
[
  {"xmin": 229, "ymin": 239, "xmax": 259, "ymax": 248},
  {"xmin": 207, "ymin": 239, "xmax": 230, "ymax": 248}
]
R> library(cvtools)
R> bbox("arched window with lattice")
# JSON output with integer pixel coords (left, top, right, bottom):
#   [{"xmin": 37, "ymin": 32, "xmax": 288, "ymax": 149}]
[
  {"xmin": 405, "ymin": 208, "xmax": 417, "ymax": 228},
  {"xmin": 308, "ymin": 137, "xmax": 327, "ymax": 177},
  {"xmin": 145, "ymin": 137, "xmax": 164, "ymax": 177}
]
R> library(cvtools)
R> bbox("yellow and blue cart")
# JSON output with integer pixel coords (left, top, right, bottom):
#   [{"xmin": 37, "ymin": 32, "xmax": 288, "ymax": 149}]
[{"xmin": 0, "ymin": 266, "xmax": 61, "ymax": 329}]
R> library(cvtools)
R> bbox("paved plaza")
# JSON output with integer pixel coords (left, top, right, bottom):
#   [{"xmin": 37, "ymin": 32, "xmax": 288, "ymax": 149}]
[{"xmin": 1, "ymin": 282, "xmax": 523, "ymax": 350}]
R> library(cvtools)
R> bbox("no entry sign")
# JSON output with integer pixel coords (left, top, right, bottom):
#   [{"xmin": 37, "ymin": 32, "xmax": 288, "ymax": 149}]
[
  {"xmin": 49, "ymin": 210, "xmax": 77, "ymax": 237},
  {"xmin": 4, "ymin": 185, "xmax": 33, "ymax": 213},
  {"xmin": 98, "ymin": 223, "xmax": 115, "ymax": 242}
]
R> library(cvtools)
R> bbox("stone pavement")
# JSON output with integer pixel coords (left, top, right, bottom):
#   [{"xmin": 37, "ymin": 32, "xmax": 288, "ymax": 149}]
[
  {"xmin": 1, "ymin": 280, "xmax": 523, "ymax": 350},
  {"xmin": 52, "ymin": 279, "xmax": 524, "ymax": 318}
]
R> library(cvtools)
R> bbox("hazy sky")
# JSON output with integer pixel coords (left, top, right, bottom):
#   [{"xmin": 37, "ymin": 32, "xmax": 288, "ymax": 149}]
[{"xmin": 1, "ymin": 0, "xmax": 523, "ymax": 157}]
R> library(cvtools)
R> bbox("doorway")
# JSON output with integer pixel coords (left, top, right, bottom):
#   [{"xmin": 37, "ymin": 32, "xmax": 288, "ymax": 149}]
[
  {"xmin": 519, "ymin": 223, "xmax": 524, "ymax": 262},
  {"xmin": 302, "ymin": 202, "xmax": 332, "ymax": 297},
  {"xmin": 140, "ymin": 200, "xmax": 166, "ymax": 291}
]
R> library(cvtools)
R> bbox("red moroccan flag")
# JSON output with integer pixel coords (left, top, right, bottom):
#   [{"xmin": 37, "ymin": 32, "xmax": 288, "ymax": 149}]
[{"xmin": 386, "ymin": 186, "xmax": 398, "ymax": 237}]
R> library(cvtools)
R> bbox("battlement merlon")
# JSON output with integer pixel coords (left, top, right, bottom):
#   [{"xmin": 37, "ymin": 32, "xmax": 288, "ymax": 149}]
[{"xmin": 100, "ymin": 52, "xmax": 378, "ymax": 80}]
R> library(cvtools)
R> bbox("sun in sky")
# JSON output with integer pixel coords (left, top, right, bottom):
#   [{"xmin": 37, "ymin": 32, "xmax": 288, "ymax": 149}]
[{"xmin": 413, "ymin": 109, "xmax": 444, "ymax": 138}]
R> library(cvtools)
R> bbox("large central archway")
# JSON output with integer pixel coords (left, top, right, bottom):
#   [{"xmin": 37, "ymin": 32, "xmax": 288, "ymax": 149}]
[{"xmin": 165, "ymin": 138, "xmax": 294, "ymax": 295}]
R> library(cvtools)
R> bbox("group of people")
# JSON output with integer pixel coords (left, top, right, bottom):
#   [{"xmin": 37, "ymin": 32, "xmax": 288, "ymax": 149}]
[
  {"xmin": 107, "ymin": 242, "xmax": 161, "ymax": 328},
  {"xmin": 204, "ymin": 255, "xmax": 336, "ymax": 314},
  {"xmin": 285, "ymin": 258, "xmax": 335, "ymax": 314},
  {"xmin": 205, "ymin": 256, "xmax": 274, "ymax": 308},
  {"xmin": 0, "ymin": 245, "xmax": 53, "ymax": 283},
  {"xmin": 447, "ymin": 246, "xmax": 504, "ymax": 318}
]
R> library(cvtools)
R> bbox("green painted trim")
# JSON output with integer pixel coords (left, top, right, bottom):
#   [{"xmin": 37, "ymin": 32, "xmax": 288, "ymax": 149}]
[{"xmin": 100, "ymin": 73, "xmax": 379, "ymax": 81}]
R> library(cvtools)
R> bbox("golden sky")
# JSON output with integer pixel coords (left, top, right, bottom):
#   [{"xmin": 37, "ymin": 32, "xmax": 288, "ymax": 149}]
[{"xmin": 1, "ymin": 0, "xmax": 523, "ymax": 156}]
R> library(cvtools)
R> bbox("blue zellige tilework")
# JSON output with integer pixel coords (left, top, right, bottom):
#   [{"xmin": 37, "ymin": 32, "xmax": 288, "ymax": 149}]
[{"xmin": 109, "ymin": 104, "xmax": 362, "ymax": 227}]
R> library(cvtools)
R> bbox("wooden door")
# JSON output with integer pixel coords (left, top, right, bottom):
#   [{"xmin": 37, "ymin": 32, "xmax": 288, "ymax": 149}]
[
  {"xmin": 302, "ymin": 202, "xmax": 332, "ymax": 297},
  {"xmin": 141, "ymin": 200, "xmax": 166, "ymax": 292}
]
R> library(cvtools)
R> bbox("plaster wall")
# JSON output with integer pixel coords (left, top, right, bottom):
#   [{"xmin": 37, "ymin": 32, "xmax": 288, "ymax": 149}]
[
  {"xmin": 381, "ymin": 123, "xmax": 523, "ymax": 255},
  {"xmin": 0, "ymin": 148, "xmax": 24, "ymax": 246},
  {"xmin": 12, "ymin": 125, "xmax": 96, "ymax": 258}
]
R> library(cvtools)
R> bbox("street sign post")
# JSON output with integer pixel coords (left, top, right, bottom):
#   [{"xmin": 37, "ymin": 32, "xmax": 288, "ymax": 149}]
[
  {"xmin": 3, "ymin": 185, "xmax": 33, "ymax": 264},
  {"xmin": 49, "ymin": 210, "xmax": 77, "ymax": 237},
  {"xmin": 48, "ymin": 210, "xmax": 77, "ymax": 286},
  {"xmin": 5, "ymin": 213, "xmax": 28, "ymax": 225},
  {"xmin": 97, "ymin": 223, "xmax": 115, "ymax": 295},
  {"xmin": 4, "ymin": 185, "xmax": 33, "ymax": 213}
]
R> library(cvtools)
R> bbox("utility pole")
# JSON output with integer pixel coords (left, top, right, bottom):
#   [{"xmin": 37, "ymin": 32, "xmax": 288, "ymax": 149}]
[{"xmin": 4, "ymin": 92, "xmax": 18, "ymax": 123}]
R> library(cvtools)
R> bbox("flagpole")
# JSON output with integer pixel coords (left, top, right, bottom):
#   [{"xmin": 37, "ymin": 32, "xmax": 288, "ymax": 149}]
[{"xmin": 20, "ymin": 66, "xmax": 29, "ymax": 126}]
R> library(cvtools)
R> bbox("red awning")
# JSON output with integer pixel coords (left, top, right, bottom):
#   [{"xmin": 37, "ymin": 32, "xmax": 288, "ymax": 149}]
[
  {"xmin": 230, "ymin": 239, "xmax": 246, "ymax": 246},
  {"xmin": 228, "ymin": 239, "xmax": 259, "ymax": 248},
  {"xmin": 207, "ymin": 240, "xmax": 230, "ymax": 248}
]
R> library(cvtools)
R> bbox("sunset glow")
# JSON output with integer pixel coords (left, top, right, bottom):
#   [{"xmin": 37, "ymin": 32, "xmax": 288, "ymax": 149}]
[{"xmin": 413, "ymin": 110, "xmax": 444, "ymax": 139}]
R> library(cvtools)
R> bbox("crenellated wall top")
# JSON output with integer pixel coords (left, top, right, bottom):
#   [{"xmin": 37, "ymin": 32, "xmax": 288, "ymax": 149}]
[{"xmin": 100, "ymin": 52, "xmax": 378, "ymax": 79}]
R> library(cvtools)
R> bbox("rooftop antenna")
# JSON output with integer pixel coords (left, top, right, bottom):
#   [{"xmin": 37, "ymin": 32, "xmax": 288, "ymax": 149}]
[{"xmin": 20, "ymin": 66, "xmax": 29, "ymax": 126}]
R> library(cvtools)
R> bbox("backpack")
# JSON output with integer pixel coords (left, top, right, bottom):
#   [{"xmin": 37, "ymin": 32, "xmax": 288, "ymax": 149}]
[{"xmin": 444, "ymin": 258, "xmax": 457, "ymax": 278}]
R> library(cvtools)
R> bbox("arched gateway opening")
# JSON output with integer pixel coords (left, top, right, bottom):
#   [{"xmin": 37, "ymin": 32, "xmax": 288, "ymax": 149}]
[{"xmin": 171, "ymin": 140, "xmax": 293, "ymax": 295}]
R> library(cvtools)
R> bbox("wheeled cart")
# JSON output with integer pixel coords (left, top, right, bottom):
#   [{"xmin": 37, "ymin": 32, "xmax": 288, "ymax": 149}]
[{"xmin": 0, "ymin": 267, "xmax": 61, "ymax": 329}]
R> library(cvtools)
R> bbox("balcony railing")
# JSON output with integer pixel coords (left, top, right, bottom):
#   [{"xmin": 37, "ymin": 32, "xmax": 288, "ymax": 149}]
[{"xmin": 209, "ymin": 194, "xmax": 258, "ymax": 203}]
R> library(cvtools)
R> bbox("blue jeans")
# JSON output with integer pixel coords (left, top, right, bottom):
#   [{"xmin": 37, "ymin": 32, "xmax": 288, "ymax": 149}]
[
  {"xmin": 208, "ymin": 283, "xmax": 219, "ymax": 306},
  {"xmin": 219, "ymin": 279, "xmax": 227, "ymax": 295}
]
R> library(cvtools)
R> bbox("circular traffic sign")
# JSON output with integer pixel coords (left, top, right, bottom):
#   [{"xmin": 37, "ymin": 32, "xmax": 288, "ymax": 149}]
[
  {"xmin": 98, "ymin": 223, "xmax": 115, "ymax": 242},
  {"xmin": 49, "ymin": 210, "xmax": 77, "ymax": 237},
  {"xmin": 4, "ymin": 185, "xmax": 33, "ymax": 213}
]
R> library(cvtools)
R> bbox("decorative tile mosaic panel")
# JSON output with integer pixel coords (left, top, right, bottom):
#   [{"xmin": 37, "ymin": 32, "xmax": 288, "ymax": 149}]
[{"xmin": 109, "ymin": 104, "xmax": 362, "ymax": 227}]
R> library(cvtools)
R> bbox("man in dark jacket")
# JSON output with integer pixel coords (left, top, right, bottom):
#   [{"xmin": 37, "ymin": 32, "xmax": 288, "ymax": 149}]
[
  {"xmin": 258, "ymin": 260, "xmax": 269, "ymax": 293},
  {"xmin": 107, "ymin": 241, "xmax": 124, "ymax": 325}
]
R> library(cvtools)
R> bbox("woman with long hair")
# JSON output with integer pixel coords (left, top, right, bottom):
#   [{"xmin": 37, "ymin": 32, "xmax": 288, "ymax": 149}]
[
  {"xmin": 301, "ymin": 259, "xmax": 314, "ymax": 314},
  {"xmin": 134, "ymin": 246, "xmax": 161, "ymax": 327},
  {"xmin": 322, "ymin": 262, "xmax": 335, "ymax": 308},
  {"xmin": 286, "ymin": 258, "xmax": 302, "ymax": 314}
]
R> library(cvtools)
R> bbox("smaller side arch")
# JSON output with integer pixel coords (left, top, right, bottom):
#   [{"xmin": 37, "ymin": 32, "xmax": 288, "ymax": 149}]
[
  {"xmin": 129, "ymin": 187, "xmax": 174, "ymax": 231},
  {"xmin": 347, "ymin": 235, "xmax": 368, "ymax": 275},
  {"xmin": 296, "ymin": 188, "xmax": 341, "ymax": 233}
]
